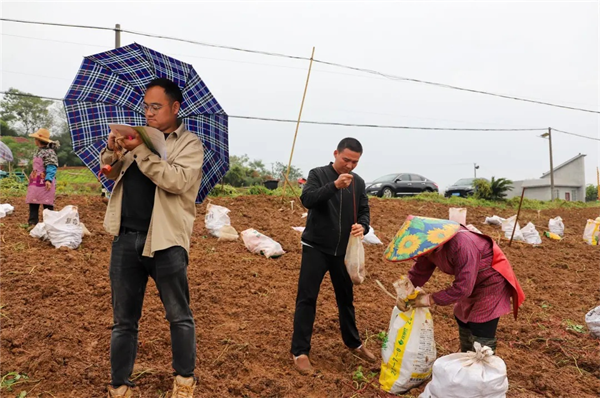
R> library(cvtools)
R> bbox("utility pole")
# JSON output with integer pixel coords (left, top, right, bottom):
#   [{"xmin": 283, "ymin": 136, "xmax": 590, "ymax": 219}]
[
  {"xmin": 115, "ymin": 24, "xmax": 121, "ymax": 48},
  {"xmin": 474, "ymin": 163, "xmax": 479, "ymax": 179},
  {"xmin": 541, "ymin": 128, "xmax": 555, "ymax": 200}
]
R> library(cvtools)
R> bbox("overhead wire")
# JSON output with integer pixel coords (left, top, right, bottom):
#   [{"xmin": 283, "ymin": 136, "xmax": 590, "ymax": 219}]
[{"xmin": 2, "ymin": 17, "xmax": 599, "ymax": 114}]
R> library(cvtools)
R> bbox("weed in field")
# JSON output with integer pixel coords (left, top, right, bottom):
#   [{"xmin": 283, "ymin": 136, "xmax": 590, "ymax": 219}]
[
  {"xmin": 1, "ymin": 372, "xmax": 29, "ymax": 391},
  {"xmin": 565, "ymin": 320, "xmax": 586, "ymax": 334},
  {"xmin": 376, "ymin": 331, "xmax": 389, "ymax": 350}
]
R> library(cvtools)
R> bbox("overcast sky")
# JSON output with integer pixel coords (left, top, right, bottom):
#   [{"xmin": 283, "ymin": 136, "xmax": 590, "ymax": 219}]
[{"xmin": 1, "ymin": 1, "xmax": 598, "ymax": 190}]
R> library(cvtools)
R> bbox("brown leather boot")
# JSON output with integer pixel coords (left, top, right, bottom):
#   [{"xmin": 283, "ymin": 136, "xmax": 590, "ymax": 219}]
[
  {"xmin": 171, "ymin": 375, "xmax": 197, "ymax": 398},
  {"xmin": 351, "ymin": 345, "xmax": 377, "ymax": 362},
  {"xmin": 292, "ymin": 354, "xmax": 314, "ymax": 375},
  {"xmin": 107, "ymin": 385, "xmax": 132, "ymax": 398}
]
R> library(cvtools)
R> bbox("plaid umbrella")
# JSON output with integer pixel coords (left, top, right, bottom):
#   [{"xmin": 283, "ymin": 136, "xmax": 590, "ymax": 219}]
[
  {"xmin": 0, "ymin": 141, "xmax": 14, "ymax": 162},
  {"xmin": 63, "ymin": 43, "xmax": 228, "ymax": 203}
]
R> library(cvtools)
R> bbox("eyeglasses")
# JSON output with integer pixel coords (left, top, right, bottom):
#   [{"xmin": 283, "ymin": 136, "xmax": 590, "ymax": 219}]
[{"xmin": 143, "ymin": 104, "xmax": 163, "ymax": 114}]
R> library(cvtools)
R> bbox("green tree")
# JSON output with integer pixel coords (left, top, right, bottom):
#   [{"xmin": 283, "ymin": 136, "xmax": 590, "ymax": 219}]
[
  {"xmin": 221, "ymin": 155, "xmax": 302, "ymax": 187},
  {"xmin": 489, "ymin": 177, "xmax": 513, "ymax": 200},
  {"xmin": 586, "ymin": 185, "xmax": 598, "ymax": 202},
  {"xmin": 0, "ymin": 136, "xmax": 36, "ymax": 170},
  {"xmin": 51, "ymin": 103, "xmax": 83, "ymax": 167},
  {"xmin": 272, "ymin": 161, "xmax": 303, "ymax": 182},
  {"xmin": 0, "ymin": 119, "xmax": 20, "ymax": 136},
  {"xmin": 0, "ymin": 88, "xmax": 54, "ymax": 135}
]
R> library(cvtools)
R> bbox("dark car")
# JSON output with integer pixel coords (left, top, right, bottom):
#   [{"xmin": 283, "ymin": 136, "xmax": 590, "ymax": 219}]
[
  {"xmin": 366, "ymin": 173, "xmax": 439, "ymax": 198},
  {"xmin": 444, "ymin": 178, "xmax": 488, "ymax": 198}
]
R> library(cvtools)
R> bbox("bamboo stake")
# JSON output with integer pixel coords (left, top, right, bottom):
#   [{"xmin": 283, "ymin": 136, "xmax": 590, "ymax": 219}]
[
  {"xmin": 509, "ymin": 187, "xmax": 526, "ymax": 246},
  {"xmin": 281, "ymin": 47, "xmax": 315, "ymax": 199}
]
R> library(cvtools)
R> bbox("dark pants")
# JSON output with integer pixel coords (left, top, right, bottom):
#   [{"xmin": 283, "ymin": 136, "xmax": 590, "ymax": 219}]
[
  {"xmin": 455, "ymin": 316, "xmax": 499, "ymax": 338},
  {"xmin": 109, "ymin": 230, "xmax": 196, "ymax": 387},
  {"xmin": 291, "ymin": 245, "xmax": 361, "ymax": 356},
  {"xmin": 28, "ymin": 203, "xmax": 53, "ymax": 225}
]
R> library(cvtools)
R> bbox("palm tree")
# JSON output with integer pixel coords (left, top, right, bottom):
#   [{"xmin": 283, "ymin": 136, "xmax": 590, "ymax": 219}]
[{"xmin": 490, "ymin": 177, "xmax": 514, "ymax": 200}]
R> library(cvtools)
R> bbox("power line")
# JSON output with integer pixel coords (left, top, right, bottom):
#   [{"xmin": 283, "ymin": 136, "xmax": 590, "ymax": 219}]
[
  {"xmin": 312, "ymin": 59, "xmax": 600, "ymax": 114},
  {"xmin": 2, "ymin": 17, "xmax": 599, "ymax": 115},
  {"xmin": 551, "ymin": 128, "xmax": 600, "ymax": 141},
  {"xmin": 0, "ymin": 90, "xmax": 554, "ymax": 133}
]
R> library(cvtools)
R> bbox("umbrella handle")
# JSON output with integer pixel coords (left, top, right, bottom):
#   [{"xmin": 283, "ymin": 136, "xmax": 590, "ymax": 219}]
[{"xmin": 100, "ymin": 150, "xmax": 128, "ymax": 176}]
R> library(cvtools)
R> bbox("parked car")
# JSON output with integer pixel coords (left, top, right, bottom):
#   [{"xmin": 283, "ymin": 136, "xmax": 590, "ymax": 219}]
[
  {"xmin": 444, "ymin": 178, "xmax": 488, "ymax": 198},
  {"xmin": 366, "ymin": 173, "xmax": 439, "ymax": 198}
]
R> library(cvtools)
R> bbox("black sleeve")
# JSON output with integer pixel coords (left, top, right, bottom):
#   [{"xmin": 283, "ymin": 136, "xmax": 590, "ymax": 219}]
[
  {"xmin": 357, "ymin": 180, "xmax": 370, "ymax": 234},
  {"xmin": 300, "ymin": 168, "xmax": 338, "ymax": 209}
]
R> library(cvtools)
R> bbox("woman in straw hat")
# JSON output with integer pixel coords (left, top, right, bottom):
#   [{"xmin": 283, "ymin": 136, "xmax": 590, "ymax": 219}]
[
  {"xmin": 25, "ymin": 128, "xmax": 60, "ymax": 227},
  {"xmin": 384, "ymin": 215, "xmax": 525, "ymax": 354}
]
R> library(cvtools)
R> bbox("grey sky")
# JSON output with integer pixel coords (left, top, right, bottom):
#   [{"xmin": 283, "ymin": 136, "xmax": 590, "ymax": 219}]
[{"xmin": 1, "ymin": 1, "xmax": 598, "ymax": 191}]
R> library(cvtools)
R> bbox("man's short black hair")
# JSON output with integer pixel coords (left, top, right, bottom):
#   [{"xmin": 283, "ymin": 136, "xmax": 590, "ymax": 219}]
[
  {"xmin": 146, "ymin": 78, "xmax": 183, "ymax": 103},
  {"xmin": 337, "ymin": 137, "xmax": 363, "ymax": 154}
]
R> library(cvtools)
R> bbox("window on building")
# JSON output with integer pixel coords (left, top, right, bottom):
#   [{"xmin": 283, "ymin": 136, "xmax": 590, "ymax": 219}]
[
  {"xmin": 565, "ymin": 192, "xmax": 571, "ymax": 201},
  {"xmin": 572, "ymin": 190, "xmax": 578, "ymax": 202},
  {"xmin": 553, "ymin": 190, "xmax": 559, "ymax": 200}
]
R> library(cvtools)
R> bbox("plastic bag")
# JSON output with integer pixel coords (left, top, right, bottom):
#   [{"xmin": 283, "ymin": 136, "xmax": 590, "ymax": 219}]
[
  {"xmin": 291, "ymin": 227, "xmax": 305, "ymax": 233},
  {"xmin": 345, "ymin": 236, "xmax": 365, "ymax": 284},
  {"xmin": 362, "ymin": 225, "xmax": 383, "ymax": 245},
  {"xmin": 501, "ymin": 215, "xmax": 524, "ymax": 242},
  {"xmin": 42, "ymin": 205, "xmax": 83, "ymax": 249},
  {"xmin": 205, "ymin": 204, "xmax": 238, "ymax": 240},
  {"xmin": 0, "ymin": 204, "xmax": 14, "ymax": 218},
  {"xmin": 548, "ymin": 216, "xmax": 564, "ymax": 237},
  {"xmin": 29, "ymin": 222, "xmax": 48, "ymax": 240},
  {"xmin": 585, "ymin": 306, "xmax": 600, "ymax": 338},
  {"xmin": 449, "ymin": 208, "xmax": 467, "ymax": 225},
  {"xmin": 218, "ymin": 225, "xmax": 239, "ymax": 241},
  {"xmin": 582, "ymin": 218, "xmax": 600, "ymax": 246},
  {"xmin": 240, "ymin": 228, "xmax": 285, "ymax": 258},
  {"xmin": 419, "ymin": 342, "xmax": 508, "ymax": 398},
  {"xmin": 544, "ymin": 231, "xmax": 562, "ymax": 241},
  {"xmin": 521, "ymin": 222, "xmax": 542, "ymax": 245},
  {"xmin": 380, "ymin": 277, "xmax": 436, "ymax": 395},
  {"xmin": 484, "ymin": 215, "xmax": 505, "ymax": 226}
]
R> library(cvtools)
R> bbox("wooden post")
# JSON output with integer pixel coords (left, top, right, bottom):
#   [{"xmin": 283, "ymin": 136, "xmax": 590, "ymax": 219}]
[
  {"xmin": 597, "ymin": 167, "xmax": 599, "ymax": 201},
  {"xmin": 281, "ymin": 47, "xmax": 315, "ymax": 198},
  {"xmin": 509, "ymin": 187, "xmax": 526, "ymax": 246}
]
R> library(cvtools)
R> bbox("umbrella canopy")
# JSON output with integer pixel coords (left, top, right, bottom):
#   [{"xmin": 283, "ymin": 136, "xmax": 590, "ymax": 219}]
[
  {"xmin": 64, "ymin": 43, "xmax": 228, "ymax": 203},
  {"xmin": 0, "ymin": 141, "xmax": 14, "ymax": 162}
]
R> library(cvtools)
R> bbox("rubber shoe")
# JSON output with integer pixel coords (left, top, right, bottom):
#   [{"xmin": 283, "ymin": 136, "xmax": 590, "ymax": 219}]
[
  {"xmin": 171, "ymin": 375, "xmax": 197, "ymax": 398},
  {"xmin": 107, "ymin": 385, "xmax": 132, "ymax": 398}
]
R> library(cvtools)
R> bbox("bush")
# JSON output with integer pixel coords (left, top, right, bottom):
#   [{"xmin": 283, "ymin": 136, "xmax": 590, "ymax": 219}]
[
  {"xmin": 473, "ymin": 179, "xmax": 492, "ymax": 200},
  {"xmin": 247, "ymin": 185, "xmax": 273, "ymax": 195},
  {"xmin": 0, "ymin": 176, "xmax": 27, "ymax": 197},
  {"xmin": 209, "ymin": 184, "xmax": 238, "ymax": 197}
]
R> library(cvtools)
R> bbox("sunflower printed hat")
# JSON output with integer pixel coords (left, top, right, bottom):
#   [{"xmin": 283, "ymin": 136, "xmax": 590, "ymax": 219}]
[{"xmin": 384, "ymin": 215, "xmax": 460, "ymax": 262}]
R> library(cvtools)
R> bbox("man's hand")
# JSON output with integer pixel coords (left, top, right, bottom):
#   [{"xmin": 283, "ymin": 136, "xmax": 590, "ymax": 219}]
[
  {"xmin": 334, "ymin": 173, "xmax": 353, "ymax": 189},
  {"xmin": 351, "ymin": 223, "xmax": 365, "ymax": 238},
  {"xmin": 45, "ymin": 181, "xmax": 52, "ymax": 191},
  {"xmin": 107, "ymin": 131, "xmax": 117, "ymax": 150},
  {"xmin": 118, "ymin": 133, "xmax": 143, "ymax": 152}
]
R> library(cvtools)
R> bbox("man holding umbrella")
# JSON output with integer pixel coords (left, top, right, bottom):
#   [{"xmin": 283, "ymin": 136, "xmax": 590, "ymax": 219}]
[{"xmin": 101, "ymin": 78, "xmax": 203, "ymax": 398}]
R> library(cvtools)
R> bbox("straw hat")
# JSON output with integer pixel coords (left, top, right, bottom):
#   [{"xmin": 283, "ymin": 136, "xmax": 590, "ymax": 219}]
[
  {"xmin": 29, "ymin": 128, "xmax": 53, "ymax": 143},
  {"xmin": 384, "ymin": 215, "xmax": 461, "ymax": 262}
]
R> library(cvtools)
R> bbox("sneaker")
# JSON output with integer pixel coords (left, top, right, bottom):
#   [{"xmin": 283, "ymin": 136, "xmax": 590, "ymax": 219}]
[
  {"xmin": 292, "ymin": 354, "xmax": 314, "ymax": 375},
  {"xmin": 107, "ymin": 385, "xmax": 132, "ymax": 398},
  {"xmin": 351, "ymin": 345, "xmax": 377, "ymax": 362},
  {"xmin": 171, "ymin": 375, "xmax": 197, "ymax": 398}
]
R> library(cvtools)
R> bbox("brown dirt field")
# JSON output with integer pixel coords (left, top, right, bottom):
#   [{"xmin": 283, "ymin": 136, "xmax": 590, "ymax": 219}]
[{"xmin": 1, "ymin": 194, "xmax": 599, "ymax": 398}]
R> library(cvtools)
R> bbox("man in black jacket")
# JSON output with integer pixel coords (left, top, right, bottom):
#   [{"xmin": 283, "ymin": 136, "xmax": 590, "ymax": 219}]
[{"xmin": 291, "ymin": 137, "xmax": 375, "ymax": 374}]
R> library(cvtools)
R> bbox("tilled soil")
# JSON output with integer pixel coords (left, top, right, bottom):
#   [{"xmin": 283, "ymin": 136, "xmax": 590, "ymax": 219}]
[{"xmin": 1, "ymin": 195, "xmax": 599, "ymax": 398}]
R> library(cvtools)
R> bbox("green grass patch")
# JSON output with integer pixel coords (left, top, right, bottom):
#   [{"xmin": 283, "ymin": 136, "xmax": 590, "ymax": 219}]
[{"xmin": 383, "ymin": 192, "xmax": 600, "ymax": 211}]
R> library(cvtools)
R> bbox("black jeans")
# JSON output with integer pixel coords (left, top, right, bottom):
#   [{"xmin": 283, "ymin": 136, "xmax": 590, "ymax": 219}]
[
  {"xmin": 28, "ymin": 203, "xmax": 53, "ymax": 225},
  {"xmin": 109, "ymin": 230, "xmax": 196, "ymax": 387},
  {"xmin": 455, "ymin": 316, "xmax": 499, "ymax": 338},
  {"xmin": 291, "ymin": 245, "xmax": 361, "ymax": 356}
]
